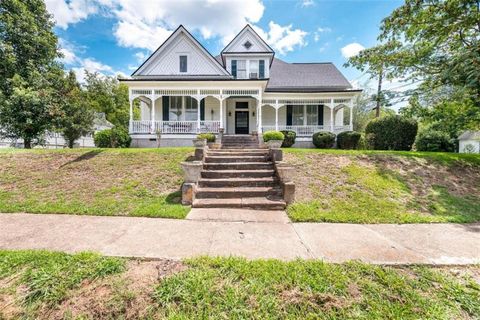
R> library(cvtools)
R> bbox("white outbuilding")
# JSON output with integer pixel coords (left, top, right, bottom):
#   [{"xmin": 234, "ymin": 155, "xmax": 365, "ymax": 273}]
[{"xmin": 458, "ymin": 131, "xmax": 480, "ymax": 153}]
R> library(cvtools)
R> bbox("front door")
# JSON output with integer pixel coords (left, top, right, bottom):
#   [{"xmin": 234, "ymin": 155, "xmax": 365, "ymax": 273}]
[{"xmin": 235, "ymin": 111, "xmax": 249, "ymax": 134}]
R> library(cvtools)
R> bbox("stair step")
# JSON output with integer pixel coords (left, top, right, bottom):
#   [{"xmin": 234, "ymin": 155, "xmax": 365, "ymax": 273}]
[
  {"xmin": 205, "ymin": 156, "xmax": 267, "ymax": 163},
  {"xmin": 196, "ymin": 186, "xmax": 282, "ymax": 199},
  {"xmin": 201, "ymin": 169, "xmax": 275, "ymax": 179},
  {"xmin": 199, "ymin": 177, "xmax": 277, "ymax": 187},
  {"xmin": 203, "ymin": 162, "xmax": 274, "ymax": 170},
  {"xmin": 208, "ymin": 151, "xmax": 268, "ymax": 157},
  {"xmin": 192, "ymin": 197, "xmax": 286, "ymax": 210}
]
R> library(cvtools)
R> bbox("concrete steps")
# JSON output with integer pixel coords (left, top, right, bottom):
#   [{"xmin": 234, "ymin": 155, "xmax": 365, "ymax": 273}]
[{"xmin": 192, "ymin": 139, "xmax": 285, "ymax": 210}]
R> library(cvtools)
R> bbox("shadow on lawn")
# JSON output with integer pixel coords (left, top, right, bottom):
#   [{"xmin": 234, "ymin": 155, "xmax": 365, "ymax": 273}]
[
  {"xmin": 166, "ymin": 191, "xmax": 183, "ymax": 204},
  {"xmin": 60, "ymin": 150, "xmax": 103, "ymax": 168}
]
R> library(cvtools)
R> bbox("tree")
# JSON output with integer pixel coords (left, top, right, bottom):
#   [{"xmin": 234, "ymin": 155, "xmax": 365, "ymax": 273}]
[
  {"xmin": 83, "ymin": 71, "xmax": 130, "ymax": 129},
  {"xmin": 56, "ymin": 71, "xmax": 94, "ymax": 148},
  {"xmin": 0, "ymin": 0, "xmax": 61, "ymax": 148},
  {"xmin": 346, "ymin": 0, "xmax": 480, "ymax": 104}
]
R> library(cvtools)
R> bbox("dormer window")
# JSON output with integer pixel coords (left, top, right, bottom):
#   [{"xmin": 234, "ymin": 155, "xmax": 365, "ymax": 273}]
[
  {"xmin": 243, "ymin": 41, "xmax": 252, "ymax": 50},
  {"xmin": 179, "ymin": 55, "xmax": 187, "ymax": 73}
]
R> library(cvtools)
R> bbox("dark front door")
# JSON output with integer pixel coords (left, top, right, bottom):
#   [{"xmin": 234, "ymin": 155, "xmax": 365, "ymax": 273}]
[{"xmin": 235, "ymin": 111, "xmax": 249, "ymax": 134}]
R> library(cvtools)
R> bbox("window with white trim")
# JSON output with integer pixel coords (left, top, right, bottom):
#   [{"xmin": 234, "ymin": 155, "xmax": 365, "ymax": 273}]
[
  {"xmin": 306, "ymin": 105, "xmax": 318, "ymax": 125},
  {"xmin": 249, "ymin": 60, "xmax": 259, "ymax": 79},
  {"xmin": 179, "ymin": 55, "xmax": 187, "ymax": 73},
  {"xmin": 184, "ymin": 97, "xmax": 198, "ymax": 121},
  {"xmin": 169, "ymin": 97, "xmax": 183, "ymax": 120},
  {"xmin": 292, "ymin": 105, "xmax": 304, "ymax": 125},
  {"xmin": 237, "ymin": 60, "xmax": 247, "ymax": 79}
]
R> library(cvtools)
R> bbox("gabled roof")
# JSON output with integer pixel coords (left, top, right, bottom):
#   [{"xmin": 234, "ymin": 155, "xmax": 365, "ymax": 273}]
[
  {"xmin": 265, "ymin": 58, "xmax": 354, "ymax": 92},
  {"xmin": 221, "ymin": 24, "xmax": 274, "ymax": 54},
  {"xmin": 458, "ymin": 131, "xmax": 480, "ymax": 140},
  {"xmin": 132, "ymin": 25, "xmax": 230, "ymax": 77}
]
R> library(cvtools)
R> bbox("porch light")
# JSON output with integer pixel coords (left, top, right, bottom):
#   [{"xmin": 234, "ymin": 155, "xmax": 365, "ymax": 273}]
[{"xmin": 252, "ymin": 111, "xmax": 255, "ymax": 117}]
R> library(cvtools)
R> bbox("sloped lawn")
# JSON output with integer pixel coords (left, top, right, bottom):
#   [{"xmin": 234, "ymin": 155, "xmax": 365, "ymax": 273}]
[
  {"xmin": 0, "ymin": 148, "xmax": 193, "ymax": 218},
  {"xmin": 285, "ymin": 149, "xmax": 480, "ymax": 223},
  {"xmin": 1, "ymin": 250, "xmax": 479, "ymax": 319}
]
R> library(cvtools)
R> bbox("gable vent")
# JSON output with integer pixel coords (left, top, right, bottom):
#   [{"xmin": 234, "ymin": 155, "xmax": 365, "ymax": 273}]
[{"xmin": 243, "ymin": 41, "xmax": 252, "ymax": 49}]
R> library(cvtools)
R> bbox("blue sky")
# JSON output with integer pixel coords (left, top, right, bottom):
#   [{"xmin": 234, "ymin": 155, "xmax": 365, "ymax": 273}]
[{"xmin": 47, "ymin": 0, "xmax": 403, "ymax": 87}]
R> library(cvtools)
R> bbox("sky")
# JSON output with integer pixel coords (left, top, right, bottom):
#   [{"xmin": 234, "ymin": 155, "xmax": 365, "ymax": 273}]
[{"xmin": 46, "ymin": 0, "xmax": 405, "ymax": 97}]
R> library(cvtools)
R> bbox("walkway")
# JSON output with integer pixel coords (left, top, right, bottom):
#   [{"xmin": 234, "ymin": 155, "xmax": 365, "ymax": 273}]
[{"xmin": 0, "ymin": 213, "xmax": 479, "ymax": 264}]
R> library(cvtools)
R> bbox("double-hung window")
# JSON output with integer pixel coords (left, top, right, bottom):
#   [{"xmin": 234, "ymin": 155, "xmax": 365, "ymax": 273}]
[
  {"xmin": 169, "ymin": 97, "xmax": 183, "ymax": 121},
  {"xmin": 306, "ymin": 105, "xmax": 318, "ymax": 125},
  {"xmin": 169, "ymin": 97, "xmax": 198, "ymax": 121},
  {"xmin": 237, "ymin": 60, "xmax": 247, "ymax": 79},
  {"xmin": 249, "ymin": 60, "xmax": 259, "ymax": 79},
  {"xmin": 184, "ymin": 97, "xmax": 198, "ymax": 121},
  {"xmin": 292, "ymin": 105, "xmax": 304, "ymax": 125}
]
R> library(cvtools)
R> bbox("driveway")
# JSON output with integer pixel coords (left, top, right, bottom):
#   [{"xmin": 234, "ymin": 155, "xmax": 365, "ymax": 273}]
[{"xmin": 0, "ymin": 213, "xmax": 479, "ymax": 264}]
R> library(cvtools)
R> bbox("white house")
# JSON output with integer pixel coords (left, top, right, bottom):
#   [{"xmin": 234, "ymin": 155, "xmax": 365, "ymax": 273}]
[
  {"xmin": 459, "ymin": 131, "xmax": 480, "ymax": 153},
  {"xmin": 121, "ymin": 25, "xmax": 361, "ymax": 147}
]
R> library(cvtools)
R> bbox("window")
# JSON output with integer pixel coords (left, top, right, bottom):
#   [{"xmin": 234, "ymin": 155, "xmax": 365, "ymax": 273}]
[
  {"xmin": 184, "ymin": 97, "xmax": 198, "ymax": 121},
  {"xmin": 249, "ymin": 60, "xmax": 259, "ymax": 79},
  {"xmin": 179, "ymin": 55, "xmax": 187, "ymax": 73},
  {"xmin": 259, "ymin": 60, "xmax": 265, "ymax": 78},
  {"xmin": 292, "ymin": 105, "xmax": 304, "ymax": 125},
  {"xmin": 306, "ymin": 105, "xmax": 318, "ymax": 125},
  {"xmin": 237, "ymin": 60, "xmax": 247, "ymax": 79},
  {"xmin": 169, "ymin": 96, "xmax": 183, "ymax": 120}
]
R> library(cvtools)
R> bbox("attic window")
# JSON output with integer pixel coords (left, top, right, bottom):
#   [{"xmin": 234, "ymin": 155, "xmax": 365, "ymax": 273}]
[{"xmin": 243, "ymin": 41, "xmax": 252, "ymax": 50}]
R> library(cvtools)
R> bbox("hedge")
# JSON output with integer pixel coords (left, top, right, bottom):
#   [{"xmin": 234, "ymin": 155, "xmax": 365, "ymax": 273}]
[
  {"xmin": 263, "ymin": 130, "xmax": 284, "ymax": 142},
  {"xmin": 94, "ymin": 127, "xmax": 131, "ymax": 148},
  {"xmin": 280, "ymin": 130, "xmax": 296, "ymax": 147},
  {"xmin": 337, "ymin": 131, "xmax": 361, "ymax": 149},
  {"xmin": 415, "ymin": 129, "xmax": 454, "ymax": 152},
  {"xmin": 197, "ymin": 133, "xmax": 216, "ymax": 143},
  {"xmin": 365, "ymin": 115, "xmax": 418, "ymax": 150},
  {"xmin": 312, "ymin": 132, "xmax": 336, "ymax": 149}
]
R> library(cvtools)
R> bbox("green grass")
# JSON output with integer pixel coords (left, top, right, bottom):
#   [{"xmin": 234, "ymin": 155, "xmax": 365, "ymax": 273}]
[
  {"xmin": 0, "ymin": 148, "xmax": 193, "ymax": 219},
  {"xmin": 285, "ymin": 149, "xmax": 480, "ymax": 224},
  {"xmin": 1, "ymin": 251, "xmax": 479, "ymax": 319}
]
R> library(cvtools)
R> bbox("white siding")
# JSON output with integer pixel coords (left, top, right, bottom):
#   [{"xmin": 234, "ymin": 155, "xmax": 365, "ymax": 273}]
[
  {"xmin": 141, "ymin": 33, "xmax": 225, "ymax": 76},
  {"xmin": 459, "ymin": 140, "xmax": 480, "ymax": 153},
  {"xmin": 224, "ymin": 28, "xmax": 271, "ymax": 53},
  {"xmin": 225, "ymin": 56, "xmax": 270, "ymax": 78},
  {"xmin": 226, "ymin": 98, "xmax": 257, "ymax": 134},
  {"xmin": 204, "ymin": 96, "xmax": 220, "ymax": 121}
]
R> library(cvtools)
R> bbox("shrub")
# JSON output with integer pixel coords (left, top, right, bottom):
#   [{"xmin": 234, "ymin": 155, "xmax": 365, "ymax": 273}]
[
  {"xmin": 337, "ymin": 131, "xmax": 361, "ymax": 149},
  {"xmin": 94, "ymin": 127, "xmax": 131, "ymax": 148},
  {"xmin": 312, "ymin": 131, "xmax": 336, "ymax": 149},
  {"xmin": 365, "ymin": 115, "xmax": 418, "ymax": 150},
  {"xmin": 197, "ymin": 133, "xmax": 215, "ymax": 143},
  {"xmin": 280, "ymin": 130, "xmax": 296, "ymax": 147},
  {"xmin": 415, "ymin": 129, "xmax": 454, "ymax": 152},
  {"xmin": 263, "ymin": 130, "xmax": 284, "ymax": 142}
]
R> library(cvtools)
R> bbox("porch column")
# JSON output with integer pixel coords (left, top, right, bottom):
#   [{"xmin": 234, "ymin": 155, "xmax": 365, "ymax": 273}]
[
  {"xmin": 220, "ymin": 98, "xmax": 224, "ymax": 129},
  {"xmin": 274, "ymin": 100, "xmax": 279, "ymax": 131},
  {"xmin": 150, "ymin": 90, "xmax": 156, "ymax": 133},
  {"xmin": 349, "ymin": 99, "xmax": 353, "ymax": 130},
  {"xmin": 330, "ymin": 98, "xmax": 334, "ymax": 133},
  {"xmin": 258, "ymin": 96, "xmax": 263, "ymax": 133},
  {"xmin": 196, "ymin": 95, "xmax": 201, "ymax": 133},
  {"xmin": 128, "ymin": 96, "xmax": 133, "ymax": 134}
]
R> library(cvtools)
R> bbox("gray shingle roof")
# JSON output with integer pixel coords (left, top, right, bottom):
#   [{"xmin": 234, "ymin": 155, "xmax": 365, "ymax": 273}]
[
  {"xmin": 266, "ymin": 58, "xmax": 352, "ymax": 92},
  {"xmin": 458, "ymin": 131, "xmax": 480, "ymax": 140}
]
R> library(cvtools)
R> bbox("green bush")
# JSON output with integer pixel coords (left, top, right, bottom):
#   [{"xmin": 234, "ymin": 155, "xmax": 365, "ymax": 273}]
[
  {"xmin": 280, "ymin": 130, "xmax": 296, "ymax": 147},
  {"xmin": 312, "ymin": 132, "xmax": 336, "ymax": 149},
  {"xmin": 94, "ymin": 127, "xmax": 131, "ymax": 148},
  {"xmin": 197, "ymin": 133, "xmax": 216, "ymax": 143},
  {"xmin": 337, "ymin": 131, "xmax": 361, "ymax": 149},
  {"xmin": 263, "ymin": 130, "xmax": 284, "ymax": 142},
  {"xmin": 415, "ymin": 129, "xmax": 454, "ymax": 152},
  {"xmin": 365, "ymin": 115, "xmax": 418, "ymax": 150}
]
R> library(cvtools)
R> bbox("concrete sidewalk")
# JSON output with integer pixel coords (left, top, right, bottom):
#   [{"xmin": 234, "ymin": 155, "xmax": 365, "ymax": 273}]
[{"xmin": 0, "ymin": 213, "xmax": 479, "ymax": 264}]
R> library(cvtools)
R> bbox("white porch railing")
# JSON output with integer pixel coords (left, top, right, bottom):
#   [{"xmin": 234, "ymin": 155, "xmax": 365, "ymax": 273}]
[
  {"xmin": 130, "ymin": 120, "xmax": 221, "ymax": 134},
  {"xmin": 262, "ymin": 125, "xmax": 352, "ymax": 136}
]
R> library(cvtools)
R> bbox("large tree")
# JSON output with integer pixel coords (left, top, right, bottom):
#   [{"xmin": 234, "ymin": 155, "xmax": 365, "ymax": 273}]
[
  {"xmin": 56, "ymin": 71, "xmax": 95, "ymax": 148},
  {"xmin": 83, "ymin": 71, "xmax": 130, "ymax": 129},
  {"xmin": 0, "ymin": 0, "xmax": 61, "ymax": 148},
  {"xmin": 346, "ymin": 0, "xmax": 480, "ymax": 104}
]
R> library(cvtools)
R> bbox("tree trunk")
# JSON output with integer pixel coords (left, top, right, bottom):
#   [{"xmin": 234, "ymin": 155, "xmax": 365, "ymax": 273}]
[
  {"xmin": 375, "ymin": 67, "xmax": 383, "ymax": 118},
  {"xmin": 68, "ymin": 139, "xmax": 75, "ymax": 148},
  {"xmin": 24, "ymin": 138, "xmax": 32, "ymax": 149}
]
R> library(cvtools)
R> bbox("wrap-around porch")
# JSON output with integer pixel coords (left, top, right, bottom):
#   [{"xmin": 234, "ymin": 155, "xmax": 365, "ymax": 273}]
[{"xmin": 128, "ymin": 88, "xmax": 354, "ymax": 137}]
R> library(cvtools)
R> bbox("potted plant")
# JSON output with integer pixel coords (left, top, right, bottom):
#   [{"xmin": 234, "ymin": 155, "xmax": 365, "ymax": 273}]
[
  {"xmin": 197, "ymin": 133, "xmax": 216, "ymax": 148},
  {"xmin": 263, "ymin": 130, "xmax": 285, "ymax": 149}
]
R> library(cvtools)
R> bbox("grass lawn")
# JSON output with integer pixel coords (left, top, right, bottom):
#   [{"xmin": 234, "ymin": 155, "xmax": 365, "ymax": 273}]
[
  {"xmin": 285, "ymin": 149, "xmax": 480, "ymax": 224},
  {"xmin": 1, "ymin": 250, "xmax": 479, "ymax": 319},
  {"xmin": 0, "ymin": 148, "xmax": 193, "ymax": 219}
]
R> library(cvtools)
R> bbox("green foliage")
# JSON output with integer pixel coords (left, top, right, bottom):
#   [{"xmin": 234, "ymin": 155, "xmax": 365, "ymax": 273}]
[
  {"xmin": 197, "ymin": 133, "xmax": 215, "ymax": 143},
  {"xmin": 56, "ymin": 71, "xmax": 95, "ymax": 148},
  {"xmin": 280, "ymin": 130, "xmax": 296, "ymax": 147},
  {"xmin": 365, "ymin": 115, "xmax": 418, "ymax": 150},
  {"xmin": 94, "ymin": 127, "xmax": 131, "ymax": 148},
  {"xmin": 263, "ymin": 130, "xmax": 284, "ymax": 142},
  {"xmin": 337, "ymin": 131, "xmax": 361, "ymax": 149},
  {"xmin": 415, "ymin": 128, "xmax": 455, "ymax": 152},
  {"xmin": 84, "ymin": 71, "xmax": 130, "ymax": 129},
  {"xmin": 0, "ymin": 250, "xmax": 124, "ymax": 306},
  {"xmin": 312, "ymin": 131, "xmax": 335, "ymax": 149}
]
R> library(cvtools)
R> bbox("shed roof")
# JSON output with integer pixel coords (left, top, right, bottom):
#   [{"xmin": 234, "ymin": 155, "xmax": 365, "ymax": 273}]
[{"xmin": 458, "ymin": 131, "xmax": 480, "ymax": 140}]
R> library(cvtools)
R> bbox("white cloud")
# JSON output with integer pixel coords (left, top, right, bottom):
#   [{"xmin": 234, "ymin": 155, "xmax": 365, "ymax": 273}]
[
  {"xmin": 45, "ymin": 0, "xmax": 97, "ymax": 29},
  {"xmin": 134, "ymin": 52, "xmax": 147, "ymax": 63},
  {"xmin": 72, "ymin": 58, "xmax": 117, "ymax": 83},
  {"xmin": 253, "ymin": 22, "xmax": 307, "ymax": 55},
  {"xmin": 313, "ymin": 26, "xmax": 331, "ymax": 42},
  {"xmin": 341, "ymin": 42, "xmax": 365, "ymax": 58},
  {"xmin": 58, "ymin": 39, "xmax": 82, "ymax": 65},
  {"xmin": 319, "ymin": 42, "xmax": 329, "ymax": 53},
  {"xmin": 301, "ymin": 0, "xmax": 315, "ymax": 7}
]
